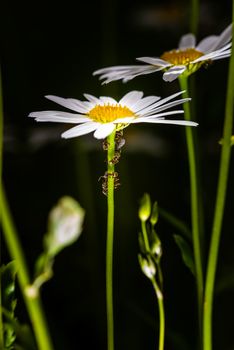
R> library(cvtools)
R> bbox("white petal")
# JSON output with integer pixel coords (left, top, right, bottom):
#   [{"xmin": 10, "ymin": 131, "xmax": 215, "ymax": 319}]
[
  {"xmin": 163, "ymin": 66, "xmax": 186, "ymax": 82},
  {"xmin": 196, "ymin": 35, "xmax": 218, "ymax": 52},
  {"xmin": 94, "ymin": 65, "xmax": 165, "ymax": 84},
  {"xmin": 121, "ymin": 66, "xmax": 165, "ymax": 83},
  {"xmin": 45, "ymin": 95, "xmax": 89, "ymax": 113},
  {"xmin": 142, "ymin": 98, "xmax": 191, "ymax": 117},
  {"xmin": 212, "ymin": 24, "xmax": 233, "ymax": 51},
  {"xmin": 179, "ymin": 33, "xmax": 196, "ymax": 49},
  {"xmin": 113, "ymin": 116, "xmax": 136, "ymax": 123},
  {"xmin": 211, "ymin": 53, "xmax": 231, "ymax": 61},
  {"xmin": 62, "ymin": 122, "xmax": 99, "ymax": 139},
  {"xmin": 136, "ymin": 57, "xmax": 171, "ymax": 67},
  {"xmin": 93, "ymin": 65, "xmax": 145, "ymax": 75},
  {"xmin": 119, "ymin": 91, "xmax": 144, "ymax": 107},
  {"xmin": 132, "ymin": 110, "xmax": 185, "ymax": 122},
  {"xmin": 83, "ymin": 94, "xmax": 100, "ymax": 104},
  {"xmin": 133, "ymin": 118, "xmax": 198, "ymax": 126},
  {"xmin": 93, "ymin": 124, "xmax": 116, "ymax": 139},
  {"xmin": 132, "ymin": 96, "xmax": 161, "ymax": 113},
  {"xmin": 192, "ymin": 48, "xmax": 231, "ymax": 63},
  {"xmin": 148, "ymin": 90, "xmax": 185, "ymax": 109},
  {"xmin": 99, "ymin": 96, "xmax": 117, "ymax": 104},
  {"xmin": 29, "ymin": 111, "xmax": 89, "ymax": 123}
]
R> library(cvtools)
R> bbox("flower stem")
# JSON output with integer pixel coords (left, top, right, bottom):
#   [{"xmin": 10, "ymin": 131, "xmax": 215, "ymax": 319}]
[
  {"xmin": 1, "ymin": 185, "xmax": 54, "ymax": 350},
  {"xmin": 203, "ymin": 15, "xmax": 234, "ymax": 350},
  {"xmin": 141, "ymin": 221, "xmax": 150, "ymax": 252},
  {"xmin": 140, "ymin": 219, "xmax": 165, "ymax": 350},
  {"xmin": 179, "ymin": 76, "xmax": 204, "ymax": 338},
  {"xmin": 106, "ymin": 130, "xmax": 116, "ymax": 350},
  {"xmin": 152, "ymin": 278, "xmax": 165, "ymax": 350},
  {"xmin": 190, "ymin": 0, "xmax": 200, "ymax": 35},
  {"xmin": 0, "ymin": 67, "xmax": 4, "ymax": 349}
]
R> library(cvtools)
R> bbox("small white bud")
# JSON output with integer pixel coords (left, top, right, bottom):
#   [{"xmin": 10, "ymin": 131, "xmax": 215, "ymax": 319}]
[
  {"xmin": 138, "ymin": 254, "xmax": 156, "ymax": 280},
  {"xmin": 45, "ymin": 196, "xmax": 85, "ymax": 256}
]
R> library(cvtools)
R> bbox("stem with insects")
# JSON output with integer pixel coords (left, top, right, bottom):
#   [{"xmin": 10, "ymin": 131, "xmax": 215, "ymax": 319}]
[
  {"xmin": 106, "ymin": 130, "xmax": 116, "ymax": 350},
  {"xmin": 203, "ymin": 14, "xmax": 234, "ymax": 350},
  {"xmin": 179, "ymin": 76, "xmax": 204, "ymax": 339}
]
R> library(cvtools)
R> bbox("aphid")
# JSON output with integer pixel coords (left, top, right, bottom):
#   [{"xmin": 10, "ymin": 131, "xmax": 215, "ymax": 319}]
[
  {"xmin": 109, "ymin": 151, "xmax": 121, "ymax": 165},
  {"xmin": 99, "ymin": 171, "xmax": 121, "ymax": 196},
  {"xmin": 102, "ymin": 139, "xmax": 110, "ymax": 151},
  {"xmin": 115, "ymin": 130, "xmax": 125, "ymax": 150}
]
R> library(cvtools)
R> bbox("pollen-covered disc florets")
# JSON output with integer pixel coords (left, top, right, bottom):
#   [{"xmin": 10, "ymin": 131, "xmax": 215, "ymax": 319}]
[
  {"xmin": 88, "ymin": 104, "xmax": 135, "ymax": 123},
  {"xmin": 160, "ymin": 48, "xmax": 203, "ymax": 65}
]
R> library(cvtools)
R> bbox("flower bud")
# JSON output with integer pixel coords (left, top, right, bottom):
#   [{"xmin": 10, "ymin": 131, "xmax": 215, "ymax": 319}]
[
  {"xmin": 138, "ymin": 254, "xmax": 156, "ymax": 280},
  {"xmin": 138, "ymin": 193, "xmax": 151, "ymax": 222},
  {"xmin": 45, "ymin": 196, "xmax": 85, "ymax": 256},
  {"xmin": 150, "ymin": 201, "xmax": 159, "ymax": 227}
]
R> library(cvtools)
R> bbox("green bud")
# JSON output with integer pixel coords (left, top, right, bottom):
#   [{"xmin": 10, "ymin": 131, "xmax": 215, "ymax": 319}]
[
  {"xmin": 151, "ymin": 236, "xmax": 162, "ymax": 260},
  {"xmin": 149, "ymin": 228, "xmax": 162, "ymax": 260},
  {"xmin": 138, "ymin": 193, "xmax": 151, "ymax": 222},
  {"xmin": 150, "ymin": 201, "xmax": 159, "ymax": 227},
  {"xmin": 138, "ymin": 254, "xmax": 156, "ymax": 280},
  {"xmin": 45, "ymin": 196, "xmax": 85, "ymax": 256}
]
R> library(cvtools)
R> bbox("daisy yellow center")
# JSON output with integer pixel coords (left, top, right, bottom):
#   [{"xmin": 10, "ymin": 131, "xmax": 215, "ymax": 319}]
[
  {"xmin": 160, "ymin": 48, "xmax": 203, "ymax": 65},
  {"xmin": 88, "ymin": 104, "xmax": 135, "ymax": 123}
]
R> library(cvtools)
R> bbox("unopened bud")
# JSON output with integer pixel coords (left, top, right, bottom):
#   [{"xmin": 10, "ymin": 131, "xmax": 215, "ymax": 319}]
[
  {"xmin": 138, "ymin": 254, "xmax": 156, "ymax": 280},
  {"xmin": 46, "ymin": 196, "xmax": 85, "ymax": 256},
  {"xmin": 139, "ymin": 193, "xmax": 151, "ymax": 222},
  {"xmin": 150, "ymin": 201, "xmax": 159, "ymax": 227},
  {"xmin": 150, "ymin": 230, "xmax": 162, "ymax": 260}
]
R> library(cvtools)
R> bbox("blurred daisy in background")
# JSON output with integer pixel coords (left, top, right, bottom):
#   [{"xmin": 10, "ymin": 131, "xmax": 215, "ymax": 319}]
[
  {"xmin": 29, "ymin": 91, "xmax": 197, "ymax": 140},
  {"xmin": 94, "ymin": 24, "xmax": 232, "ymax": 83}
]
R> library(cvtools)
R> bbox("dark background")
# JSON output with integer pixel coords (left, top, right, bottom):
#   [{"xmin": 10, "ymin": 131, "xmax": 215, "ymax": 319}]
[{"xmin": 1, "ymin": 0, "xmax": 234, "ymax": 349}]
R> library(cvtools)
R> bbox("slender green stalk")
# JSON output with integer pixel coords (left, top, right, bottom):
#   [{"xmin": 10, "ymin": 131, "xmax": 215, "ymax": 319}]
[
  {"xmin": 152, "ymin": 278, "xmax": 165, "ymax": 350},
  {"xmin": 190, "ymin": 0, "xmax": 199, "ymax": 35},
  {"xmin": 141, "ymin": 221, "xmax": 150, "ymax": 252},
  {"xmin": 140, "ymin": 219, "xmax": 165, "ymax": 349},
  {"xmin": 106, "ymin": 130, "xmax": 116, "ymax": 350},
  {"xmin": 0, "ymin": 67, "xmax": 4, "ymax": 348},
  {"xmin": 179, "ymin": 76, "xmax": 203, "ymax": 335},
  {"xmin": 1, "ymin": 186, "xmax": 54, "ymax": 350},
  {"xmin": 203, "ymin": 15, "xmax": 234, "ymax": 350}
]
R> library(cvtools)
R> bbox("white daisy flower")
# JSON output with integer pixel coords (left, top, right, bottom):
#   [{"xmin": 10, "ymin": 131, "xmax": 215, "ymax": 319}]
[
  {"xmin": 29, "ymin": 91, "xmax": 197, "ymax": 140},
  {"xmin": 93, "ymin": 24, "xmax": 232, "ymax": 83}
]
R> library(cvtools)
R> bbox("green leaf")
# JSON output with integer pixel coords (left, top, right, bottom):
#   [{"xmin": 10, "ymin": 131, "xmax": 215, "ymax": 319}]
[
  {"xmin": 174, "ymin": 235, "xmax": 195, "ymax": 276},
  {"xmin": 159, "ymin": 207, "xmax": 191, "ymax": 241},
  {"xmin": 0, "ymin": 261, "xmax": 17, "ymax": 316},
  {"xmin": 0, "ymin": 261, "xmax": 18, "ymax": 349},
  {"xmin": 2, "ymin": 309, "xmax": 36, "ymax": 350}
]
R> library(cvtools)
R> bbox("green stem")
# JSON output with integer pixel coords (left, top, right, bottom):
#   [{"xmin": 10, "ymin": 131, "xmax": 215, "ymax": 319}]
[
  {"xmin": 190, "ymin": 0, "xmax": 199, "ymax": 34},
  {"xmin": 106, "ymin": 130, "xmax": 116, "ymax": 350},
  {"xmin": 1, "ymin": 185, "xmax": 54, "ymax": 350},
  {"xmin": 203, "ymin": 15, "xmax": 234, "ymax": 350},
  {"xmin": 152, "ymin": 278, "xmax": 165, "ymax": 350},
  {"xmin": 141, "ymin": 221, "xmax": 150, "ymax": 252},
  {"xmin": 179, "ymin": 76, "xmax": 204, "ymax": 338},
  {"xmin": 0, "ymin": 67, "xmax": 4, "ymax": 348},
  {"xmin": 140, "ymin": 219, "xmax": 165, "ymax": 349}
]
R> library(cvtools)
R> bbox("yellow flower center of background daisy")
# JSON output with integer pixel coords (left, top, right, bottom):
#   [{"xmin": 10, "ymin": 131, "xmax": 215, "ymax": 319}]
[
  {"xmin": 160, "ymin": 48, "xmax": 203, "ymax": 65},
  {"xmin": 88, "ymin": 104, "xmax": 135, "ymax": 123}
]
